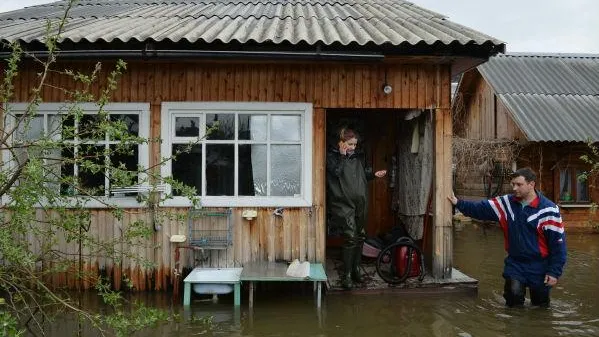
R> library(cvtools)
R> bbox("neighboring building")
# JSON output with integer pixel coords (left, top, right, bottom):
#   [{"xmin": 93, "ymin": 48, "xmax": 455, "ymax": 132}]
[
  {"xmin": 0, "ymin": 0, "xmax": 504, "ymax": 290},
  {"xmin": 454, "ymin": 53, "xmax": 599, "ymax": 231}
]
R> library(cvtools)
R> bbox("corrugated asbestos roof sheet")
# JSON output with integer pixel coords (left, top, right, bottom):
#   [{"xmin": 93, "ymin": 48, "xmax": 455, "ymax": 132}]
[
  {"xmin": 0, "ymin": 0, "xmax": 503, "ymax": 47},
  {"xmin": 478, "ymin": 54, "xmax": 599, "ymax": 142}
]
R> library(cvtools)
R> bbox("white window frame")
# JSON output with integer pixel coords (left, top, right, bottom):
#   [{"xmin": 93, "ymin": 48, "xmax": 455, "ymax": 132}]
[
  {"xmin": 2, "ymin": 102, "xmax": 150, "ymax": 208},
  {"xmin": 160, "ymin": 102, "xmax": 313, "ymax": 207}
]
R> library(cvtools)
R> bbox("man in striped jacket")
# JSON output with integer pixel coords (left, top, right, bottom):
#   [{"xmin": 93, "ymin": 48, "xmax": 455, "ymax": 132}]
[{"xmin": 449, "ymin": 167, "xmax": 567, "ymax": 307}]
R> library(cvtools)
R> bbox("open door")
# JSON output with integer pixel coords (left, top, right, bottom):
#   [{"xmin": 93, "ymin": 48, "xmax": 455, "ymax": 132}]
[{"xmin": 325, "ymin": 109, "xmax": 399, "ymax": 247}]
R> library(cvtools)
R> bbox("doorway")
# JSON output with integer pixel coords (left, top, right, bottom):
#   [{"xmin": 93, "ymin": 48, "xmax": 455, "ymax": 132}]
[{"xmin": 325, "ymin": 109, "xmax": 400, "ymax": 246}]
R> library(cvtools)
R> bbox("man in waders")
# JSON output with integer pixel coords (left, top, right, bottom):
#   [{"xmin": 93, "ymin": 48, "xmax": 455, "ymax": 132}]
[
  {"xmin": 326, "ymin": 128, "xmax": 386, "ymax": 289},
  {"xmin": 449, "ymin": 167, "xmax": 566, "ymax": 307}
]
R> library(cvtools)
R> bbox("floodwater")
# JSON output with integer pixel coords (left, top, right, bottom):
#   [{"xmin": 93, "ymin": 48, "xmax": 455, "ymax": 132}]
[{"xmin": 31, "ymin": 225, "xmax": 599, "ymax": 337}]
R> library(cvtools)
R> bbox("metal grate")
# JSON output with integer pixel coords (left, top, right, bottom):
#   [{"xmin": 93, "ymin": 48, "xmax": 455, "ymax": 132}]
[{"xmin": 187, "ymin": 209, "xmax": 232, "ymax": 249}]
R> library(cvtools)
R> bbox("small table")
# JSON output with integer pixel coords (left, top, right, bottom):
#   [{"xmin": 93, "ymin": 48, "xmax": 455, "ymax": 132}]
[
  {"xmin": 183, "ymin": 267, "xmax": 243, "ymax": 307},
  {"xmin": 240, "ymin": 262, "xmax": 328, "ymax": 308}
]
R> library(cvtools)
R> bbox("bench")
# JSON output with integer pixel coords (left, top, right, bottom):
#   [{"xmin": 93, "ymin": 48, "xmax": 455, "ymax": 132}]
[{"xmin": 240, "ymin": 262, "xmax": 328, "ymax": 308}]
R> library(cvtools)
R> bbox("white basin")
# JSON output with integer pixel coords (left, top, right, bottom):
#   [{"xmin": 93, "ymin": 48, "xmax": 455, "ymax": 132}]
[{"xmin": 184, "ymin": 268, "xmax": 242, "ymax": 295}]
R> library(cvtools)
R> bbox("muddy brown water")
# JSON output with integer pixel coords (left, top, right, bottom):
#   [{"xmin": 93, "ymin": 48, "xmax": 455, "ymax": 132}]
[{"xmin": 30, "ymin": 225, "xmax": 599, "ymax": 336}]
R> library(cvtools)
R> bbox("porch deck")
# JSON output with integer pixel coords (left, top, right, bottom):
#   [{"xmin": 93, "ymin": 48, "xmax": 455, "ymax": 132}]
[{"xmin": 325, "ymin": 256, "xmax": 478, "ymax": 294}]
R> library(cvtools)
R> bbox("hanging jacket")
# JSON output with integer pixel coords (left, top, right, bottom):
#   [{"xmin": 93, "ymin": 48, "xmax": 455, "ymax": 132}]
[
  {"xmin": 326, "ymin": 147, "xmax": 374, "ymax": 214},
  {"xmin": 456, "ymin": 192, "xmax": 567, "ymax": 278}
]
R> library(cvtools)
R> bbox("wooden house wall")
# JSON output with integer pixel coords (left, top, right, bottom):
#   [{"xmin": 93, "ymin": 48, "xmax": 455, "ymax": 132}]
[
  {"xmin": 8, "ymin": 60, "xmax": 452, "ymax": 290},
  {"xmin": 515, "ymin": 143, "xmax": 599, "ymax": 231}
]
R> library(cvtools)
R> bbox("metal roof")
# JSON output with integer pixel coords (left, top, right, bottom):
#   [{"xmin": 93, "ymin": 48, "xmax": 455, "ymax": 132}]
[
  {"xmin": 0, "ymin": 0, "xmax": 504, "ymax": 47},
  {"xmin": 477, "ymin": 54, "xmax": 599, "ymax": 142}
]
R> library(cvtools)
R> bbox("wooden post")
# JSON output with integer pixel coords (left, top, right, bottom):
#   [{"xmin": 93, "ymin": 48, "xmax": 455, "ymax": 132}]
[
  {"xmin": 313, "ymin": 108, "xmax": 326, "ymax": 263},
  {"xmin": 432, "ymin": 65, "xmax": 453, "ymax": 279}
]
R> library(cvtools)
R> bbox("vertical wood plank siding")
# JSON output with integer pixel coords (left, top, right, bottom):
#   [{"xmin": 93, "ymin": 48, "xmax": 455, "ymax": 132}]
[{"xmin": 13, "ymin": 61, "xmax": 451, "ymax": 290}]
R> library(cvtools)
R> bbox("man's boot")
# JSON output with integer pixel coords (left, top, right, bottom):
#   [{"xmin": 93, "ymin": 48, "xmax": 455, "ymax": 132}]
[
  {"xmin": 341, "ymin": 246, "xmax": 354, "ymax": 289},
  {"xmin": 351, "ymin": 245, "xmax": 364, "ymax": 284}
]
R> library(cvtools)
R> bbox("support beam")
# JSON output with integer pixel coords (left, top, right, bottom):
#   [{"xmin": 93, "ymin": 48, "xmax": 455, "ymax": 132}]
[{"xmin": 432, "ymin": 65, "xmax": 454, "ymax": 279}]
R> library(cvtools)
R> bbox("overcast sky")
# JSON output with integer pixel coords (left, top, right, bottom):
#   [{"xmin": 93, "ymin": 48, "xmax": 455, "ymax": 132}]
[{"xmin": 1, "ymin": 0, "xmax": 598, "ymax": 53}]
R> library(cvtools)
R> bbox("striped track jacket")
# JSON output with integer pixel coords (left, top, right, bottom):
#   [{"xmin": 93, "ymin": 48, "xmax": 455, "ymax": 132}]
[{"xmin": 456, "ymin": 193, "xmax": 567, "ymax": 278}]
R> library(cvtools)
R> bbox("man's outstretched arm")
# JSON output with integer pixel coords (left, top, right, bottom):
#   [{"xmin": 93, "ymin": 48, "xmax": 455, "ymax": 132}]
[{"xmin": 448, "ymin": 191, "xmax": 502, "ymax": 222}]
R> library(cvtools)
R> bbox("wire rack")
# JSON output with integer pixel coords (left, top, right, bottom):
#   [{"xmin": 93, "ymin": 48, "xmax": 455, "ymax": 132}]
[{"xmin": 187, "ymin": 209, "xmax": 232, "ymax": 249}]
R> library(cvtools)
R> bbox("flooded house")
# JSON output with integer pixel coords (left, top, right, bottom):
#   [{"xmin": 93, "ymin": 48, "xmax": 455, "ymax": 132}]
[
  {"xmin": 453, "ymin": 53, "xmax": 599, "ymax": 232},
  {"xmin": 0, "ymin": 0, "xmax": 504, "ymax": 294}
]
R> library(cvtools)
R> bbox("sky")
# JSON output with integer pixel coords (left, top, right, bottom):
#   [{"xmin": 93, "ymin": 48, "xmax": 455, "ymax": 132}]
[{"xmin": 0, "ymin": 0, "xmax": 598, "ymax": 54}]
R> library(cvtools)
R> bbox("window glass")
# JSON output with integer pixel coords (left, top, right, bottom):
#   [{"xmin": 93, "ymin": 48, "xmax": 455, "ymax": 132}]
[
  {"xmin": 271, "ymin": 115, "xmax": 301, "ymax": 141},
  {"xmin": 77, "ymin": 144, "xmax": 106, "ymax": 196},
  {"xmin": 110, "ymin": 114, "xmax": 139, "ymax": 137},
  {"xmin": 15, "ymin": 115, "xmax": 43, "ymax": 141},
  {"xmin": 559, "ymin": 169, "xmax": 572, "ymax": 201},
  {"xmin": 175, "ymin": 117, "xmax": 200, "ymax": 137},
  {"xmin": 238, "ymin": 115, "xmax": 267, "ymax": 141},
  {"xmin": 270, "ymin": 145, "xmax": 301, "ymax": 196},
  {"xmin": 576, "ymin": 169, "xmax": 589, "ymax": 202},
  {"xmin": 238, "ymin": 144, "xmax": 267, "ymax": 196},
  {"xmin": 172, "ymin": 144, "xmax": 202, "ymax": 196},
  {"xmin": 206, "ymin": 144, "xmax": 235, "ymax": 195},
  {"xmin": 206, "ymin": 113, "xmax": 235, "ymax": 140}
]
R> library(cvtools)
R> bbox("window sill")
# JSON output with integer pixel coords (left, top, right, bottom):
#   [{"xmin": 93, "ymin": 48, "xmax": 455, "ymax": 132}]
[
  {"xmin": 1, "ymin": 196, "xmax": 148, "ymax": 209},
  {"xmin": 160, "ymin": 196, "xmax": 312, "ymax": 208},
  {"xmin": 558, "ymin": 203, "xmax": 595, "ymax": 208}
]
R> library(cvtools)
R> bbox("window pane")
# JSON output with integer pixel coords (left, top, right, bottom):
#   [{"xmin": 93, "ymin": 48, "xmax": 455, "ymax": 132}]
[
  {"xmin": 78, "ymin": 144, "xmax": 106, "ymax": 196},
  {"xmin": 109, "ymin": 145, "xmax": 139, "ymax": 192},
  {"xmin": 175, "ymin": 117, "xmax": 200, "ymax": 137},
  {"xmin": 172, "ymin": 144, "xmax": 202, "ymax": 196},
  {"xmin": 239, "ymin": 144, "xmax": 267, "ymax": 196},
  {"xmin": 206, "ymin": 113, "xmax": 235, "ymax": 140},
  {"xmin": 239, "ymin": 115, "xmax": 267, "ymax": 141},
  {"xmin": 15, "ymin": 115, "xmax": 43, "ymax": 141},
  {"xmin": 47, "ymin": 148, "xmax": 62, "ymax": 193},
  {"xmin": 110, "ymin": 114, "xmax": 139, "ymax": 137},
  {"xmin": 576, "ymin": 169, "xmax": 589, "ymax": 202},
  {"xmin": 271, "ymin": 115, "xmax": 301, "ymax": 141},
  {"xmin": 62, "ymin": 115, "xmax": 75, "ymax": 140},
  {"xmin": 206, "ymin": 144, "xmax": 234, "ymax": 196},
  {"xmin": 270, "ymin": 145, "xmax": 301, "ymax": 196},
  {"xmin": 60, "ymin": 146, "xmax": 76, "ymax": 195},
  {"xmin": 80, "ymin": 115, "xmax": 105, "ymax": 141},
  {"xmin": 559, "ymin": 169, "xmax": 572, "ymax": 201},
  {"xmin": 48, "ymin": 115, "xmax": 62, "ymax": 138}
]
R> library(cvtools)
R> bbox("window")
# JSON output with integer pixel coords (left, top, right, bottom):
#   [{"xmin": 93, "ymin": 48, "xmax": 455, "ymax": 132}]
[
  {"xmin": 4, "ymin": 103, "xmax": 150, "ymax": 207},
  {"xmin": 555, "ymin": 167, "xmax": 590, "ymax": 203},
  {"xmin": 161, "ymin": 102, "xmax": 313, "ymax": 207}
]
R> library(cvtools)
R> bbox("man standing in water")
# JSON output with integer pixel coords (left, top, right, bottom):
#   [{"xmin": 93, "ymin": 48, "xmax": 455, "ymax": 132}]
[{"xmin": 448, "ymin": 168, "xmax": 566, "ymax": 307}]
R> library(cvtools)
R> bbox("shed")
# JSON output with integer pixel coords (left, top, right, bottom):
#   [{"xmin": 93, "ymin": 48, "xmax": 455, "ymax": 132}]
[
  {"xmin": 0, "ymin": 0, "xmax": 504, "ymax": 290},
  {"xmin": 453, "ymin": 53, "xmax": 599, "ymax": 231}
]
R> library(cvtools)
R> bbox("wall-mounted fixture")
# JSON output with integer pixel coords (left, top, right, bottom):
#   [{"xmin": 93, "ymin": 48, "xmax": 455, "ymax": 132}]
[
  {"xmin": 382, "ymin": 69, "xmax": 392, "ymax": 95},
  {"xmin": 242, "ymin": 209, "xmax": 258, "ymax": 221},
  {"xmin": 273, "ymin": 207, "xmax": 284, "ymax": 217},
  {"xmin": 169, "ymin": 234, "xmax": 187, "ymax": 243}
]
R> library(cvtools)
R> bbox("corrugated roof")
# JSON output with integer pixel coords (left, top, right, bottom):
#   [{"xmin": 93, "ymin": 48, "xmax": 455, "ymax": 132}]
[
  {"xmin": 479, "ymin": 53, "xmax": 599, "ymax": 96},
  {"xmin": 0, "ymin": 0, "xmax": 504, "ymax": 47},
  {"xmin": 477, "ymin": 54, "xmax": 599, "ymax": 142}
]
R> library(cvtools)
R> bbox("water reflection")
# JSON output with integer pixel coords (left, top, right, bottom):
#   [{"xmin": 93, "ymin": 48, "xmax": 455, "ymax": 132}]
[{"xmin": 28, "ymin": 226, "xmax": 599, "ymax": 336}]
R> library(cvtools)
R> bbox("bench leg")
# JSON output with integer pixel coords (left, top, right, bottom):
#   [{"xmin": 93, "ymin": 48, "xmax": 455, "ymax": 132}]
[
  {"xmin": 234, "ymin": 282, "xmax": 241, "ymax": 307},
  {"xmin": 249, "ymin": 281, "xmax": 254, "ymax": 309},
  {"xmin": 183, "ymin": 282, "xmax": 191, "ymax": 306},
  {"xmin": 317, "ymin": 281, "xmax": 322, "ymax": 308}
]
